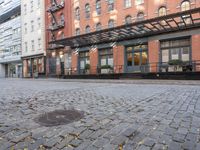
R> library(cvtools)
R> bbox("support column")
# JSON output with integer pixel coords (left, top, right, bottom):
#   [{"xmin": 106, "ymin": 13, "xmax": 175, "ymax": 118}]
[
  {"xmin": 113, "ymin": 45, "xmax": 124, "ymax": 73},
  {"xmin": 89, "ymin": 49, "xmax": 98, "ymax": 74},
  {"xmin": 192, "ymin": 34, "xmax": 200, "ymax": 71},
  {"xmin": 148, "ymin": 40, "xmax": 159, "ymax": 73},
  {"xmin": 0, "ymin": 64, "xmax": 5, "ymax": 78},
  {"xmin": 71, "ymin": 52, "xmax": 78, "ymax": 75}
]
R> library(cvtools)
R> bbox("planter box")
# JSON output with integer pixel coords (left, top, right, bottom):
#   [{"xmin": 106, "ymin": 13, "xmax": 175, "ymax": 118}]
[
  {"xmin": 168, "ymin": 66, "xmax": 183, "ymax": 72},
  {"xmin": 101, "ymin": 68, "xmax": 113, "ymax": 74}
]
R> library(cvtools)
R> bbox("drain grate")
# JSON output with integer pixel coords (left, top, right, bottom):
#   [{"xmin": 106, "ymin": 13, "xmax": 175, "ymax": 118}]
[{"xmin": 34, "ymin": 109, "xmax": 84, "ymax": 127}]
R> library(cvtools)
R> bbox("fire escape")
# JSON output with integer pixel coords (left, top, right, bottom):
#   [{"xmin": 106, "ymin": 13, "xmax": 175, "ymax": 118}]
[{"xmin": 47, "ymin": 0, "xmax": 65, "ymax": 50}]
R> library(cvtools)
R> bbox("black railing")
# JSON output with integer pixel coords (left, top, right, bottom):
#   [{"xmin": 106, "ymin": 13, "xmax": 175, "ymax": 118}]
[
  {"xmin": 47, "ymin": 1, "xmax": 65, "ymax": 13},
  {"xmin": 59, "ymin": 60, "xmax": 200, "ymax": 76},
  {"xmin": 48, "ymin": 21, "xmax": 65, "ymax": 31}
]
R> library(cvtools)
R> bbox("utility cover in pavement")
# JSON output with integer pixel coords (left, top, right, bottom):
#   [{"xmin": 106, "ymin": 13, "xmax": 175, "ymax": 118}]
[{"xmin": 34, "ymin": 109, "xmax": 84, "ymax": 127}]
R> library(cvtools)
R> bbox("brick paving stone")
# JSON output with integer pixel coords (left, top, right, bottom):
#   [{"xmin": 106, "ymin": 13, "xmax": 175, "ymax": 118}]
[
  {"xmin": 172, "ymin": 133, "xmax": 186, "ymax": 143},
  {"xmin": 93, "ymin": 137, "xmax": 109, "ymax": 148},
  {"xmin": 69, "ymin": 139, "xmax": 82, "ymax": 147},
  {"xmin": 1, "ymin": 79, "xmax": 200, "ymax": 149}
]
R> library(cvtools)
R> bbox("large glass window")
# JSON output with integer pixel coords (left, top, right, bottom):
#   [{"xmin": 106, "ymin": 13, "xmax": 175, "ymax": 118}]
[
  {"xmin": 160, "ymin": 38, "xmax": 191, "ymax": 63},
  {"xmin": 126, "ymin": 44, "xmax": 148, "ymax": 67},
  {"xmin": 99, "ymin": 49, "xmax": 113, "ymax": 66}
]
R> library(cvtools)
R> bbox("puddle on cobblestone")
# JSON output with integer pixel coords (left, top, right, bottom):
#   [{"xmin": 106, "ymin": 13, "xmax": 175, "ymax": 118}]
[{"xmin": 34, "ymin": 109, "xmax": 84, "ymax": 127}]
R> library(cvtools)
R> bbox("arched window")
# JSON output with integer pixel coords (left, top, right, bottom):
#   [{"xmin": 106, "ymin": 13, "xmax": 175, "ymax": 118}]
[
  {"xmin": 125, "ymin": 15, "xmax": 132, "ymax": 24},
  {"xmin": 75, "ymin": 28, "xmax": 80, "ymax": 36},
  {"xmin": 96, "ymin": 23, "xmax": 102, "ymax": 31},
  {"xmin": 96, "ymin": 0, "xmax": 101, "ymax": 15},
  {"xmin": 108, "ymin": 19, "xmax": 114, "ymax": 28},
  {"xmin": 61, "ymin": 31, "xmax": 65, "ymax": 39},
  {"xmin": 85, "ymin": 25, "xmax": 90, "ymax": 33},
  {"xmin": 108, "ymin": 0, "xmax": 114, "ymax": 12},
  {"xmin": 137, "ymin": 12, "xmax": 144, "ymax": 21},
  {"xmin": 60, "ymin": 13, "xmax": 64, "ymax": 24},
  {"xmin": 75, "ymin": 7, "xmax": 80, "ymax": 20},
  {"xmin": 85, "ymin": 3, "xmax": 90, "ymax": 18},
  {"xmin": 181, "ymin": 0, "xmax": 190, "ymax": 11},
  {"xmin": 158, "ymin": 7, "xmax": 167, "ymax": 17}
]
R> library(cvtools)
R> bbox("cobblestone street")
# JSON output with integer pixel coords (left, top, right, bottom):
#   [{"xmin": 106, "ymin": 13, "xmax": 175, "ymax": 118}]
[{"xmin": 0, "ymin": 79, "xmax": 200, "ymax": 150}]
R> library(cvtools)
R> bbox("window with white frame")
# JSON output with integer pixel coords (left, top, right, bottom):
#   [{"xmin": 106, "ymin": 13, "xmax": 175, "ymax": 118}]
[
  {"xmin": 108, "ymin": 0, "xmax": 114, "ymax": 12},
  {"xmin": 24, "ymin": 4, "xmax": 27, "ymax": 15},
  {"xmin": 124, "ymin": 0, "xmax": 131, "ymax": 8},
  {"xmin": 25, "ymin": 42, "xmax": 28, "ymax": 52},
  {"xmin": 38, "ymin": 38, "xmax": 41, "ymax": 49},
  {"xmin": 96, "ymin": 0, "xmax": 101, "ymax": 15},
  {"xmin": 31, "ymin": 40, "xmax": 34, "ymax": 51},
  {"xmin": 135, "ymin": 0, "xmax": 144, "ymax": 5},
  {"xmin": 75, "ymin": 7, "xmax": 80, "ymax": 20},
  {"xmin": 30, "ymin": 0, "xmax": 33, "ymax": 12},
  {"xmin": 31, "ymin": 21, "xmax": 34, "ymax": 32}
]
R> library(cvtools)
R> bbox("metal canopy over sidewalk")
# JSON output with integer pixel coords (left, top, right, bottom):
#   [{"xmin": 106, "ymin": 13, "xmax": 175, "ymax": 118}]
[{"xmin": 50, "ymin": 7, "xmax": 200, "ymax": 48}]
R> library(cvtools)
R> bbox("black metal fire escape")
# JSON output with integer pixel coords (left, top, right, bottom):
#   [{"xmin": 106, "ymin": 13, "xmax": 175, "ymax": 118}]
[{"xmin": 47, "ymin": 0, "xmax": 65, "ymax": 50}]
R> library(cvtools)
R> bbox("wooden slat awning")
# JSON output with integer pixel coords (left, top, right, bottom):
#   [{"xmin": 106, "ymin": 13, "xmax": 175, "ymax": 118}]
[{"xmin": 50, "ymin": 7, "xmax": 200, "ymax": 48}]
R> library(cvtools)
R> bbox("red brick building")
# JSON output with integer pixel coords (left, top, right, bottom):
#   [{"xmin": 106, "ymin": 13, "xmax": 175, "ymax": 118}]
[
  {"xmin": 45, "ymin": 0, "xmax": 72, "ymax": 76},
  {"xmin": 47, "ymin": 0, "xmax": 200, "ymax": 77}
]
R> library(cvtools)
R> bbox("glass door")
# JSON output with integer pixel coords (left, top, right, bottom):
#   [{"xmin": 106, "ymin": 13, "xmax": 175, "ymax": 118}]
[{"xmin": 126, "ymin": 44, "xmax": 148, "ymax": 73}]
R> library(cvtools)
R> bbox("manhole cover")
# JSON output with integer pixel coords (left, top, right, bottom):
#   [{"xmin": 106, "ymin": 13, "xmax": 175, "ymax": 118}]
[{"xmin": 34, "ymin": 109, "xmax": 84, "ymax": 127}]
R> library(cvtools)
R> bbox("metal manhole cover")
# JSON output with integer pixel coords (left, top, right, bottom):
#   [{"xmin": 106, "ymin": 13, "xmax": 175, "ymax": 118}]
[{"xmin": 34, "ymin": 109, "xmax": 84, "ymax": 127}]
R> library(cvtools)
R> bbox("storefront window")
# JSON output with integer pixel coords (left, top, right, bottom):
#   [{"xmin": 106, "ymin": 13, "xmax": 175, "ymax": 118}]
[
  {"xmin": 99, "ymin": 49, "xmax": 113, "ymax": 66},
  {"xmin": 160, "ymin": 38, "xmax": 191, "ymax": 63},
  {"xmin": 126, "ymin": 44, "xmax": 148, "ymax": 67}
]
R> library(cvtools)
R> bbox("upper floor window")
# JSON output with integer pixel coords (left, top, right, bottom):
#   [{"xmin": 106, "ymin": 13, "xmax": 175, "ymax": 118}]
[
  {"xmin": 96, "ymin": 0, "xmax": 101, "ymax": 15},
  {"xmin": 60, "ymin": 13, "xmax": 65, "ymax": 24},
  {"xmin": 108, "ymin": 0, "xmax": 114, "ymax": 12},
  {"xmin": 75, "ymin": 28, "xmax": 80, "ymax": 35},
  {"xmin": 37, "ymin": 0, "xmax": 40, "ymax": 8},
  {"xmin": 181, "ymin": 0, "xmax": 190, "ymax": 11},
  {"xmin": 108, "ymin": 19, "xmax": 115, "ymax": 28},
  {"xmin": 30, "ymin": 0, "xmax": 33, "ymax": 12},
  {"xmin": 85, "ymin": 3, "xmax": 90, "ymax": 19},
  {"xmin": 31, "ymin": 21, "xmax": 34, "ymax": 32},
  {"xmin": 38, "ymin": 38, "xmax": 41, "ymax": 49},
  {"xmin": 85, "ymin": 25, "xmax": 91, "ymax": 33},
  {"xmin": 75, "ymin": 7, "xmax": 80, "ymax": 20},
  {"xmin": 125, "ymin": 15, "xmax": 132, "ymax": 24},
  {"xmin": 24, "ymin": 4, "xmax": 27, "ymax": 15},
  {"xmin": 31, "ymin": 40, "xmax": 35, "ymax": 51},
  {"xmin": 61, "ymin": 32, "xmax": 65, "ymax": 39},
  {"xmin": 135, "ymin": 0, "xmax": 144, "ymax": 5},
  {"xmin": 37, "ymin": 18, "xmax": 41, "ymax": 29},
  {"xmin": 96, "ymin": 23, "xmax": 102, "ymax": 31},
  {"xmin": 158, "ymin": 7, "xmax": 167, "ymax": 16},
  {"xmin": 137, "ymin": 12, "xmax": 144, "ymax": 21},
  {"xmin": 124, "ymin": 0, "xmax": 131, "ymax": 8},
  {"xmin": 25, "ymin": 42, "xmax": 28, "ymax": 52}
]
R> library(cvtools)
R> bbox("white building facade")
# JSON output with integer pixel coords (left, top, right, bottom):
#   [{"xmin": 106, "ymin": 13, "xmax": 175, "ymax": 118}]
[
  {"xmin": 21, "ymin": 0, "xmax": 46, "ymax": 78},
  {"xmin": 0, "ymin": 0, "xmax": 22, "ymax": 78}
]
